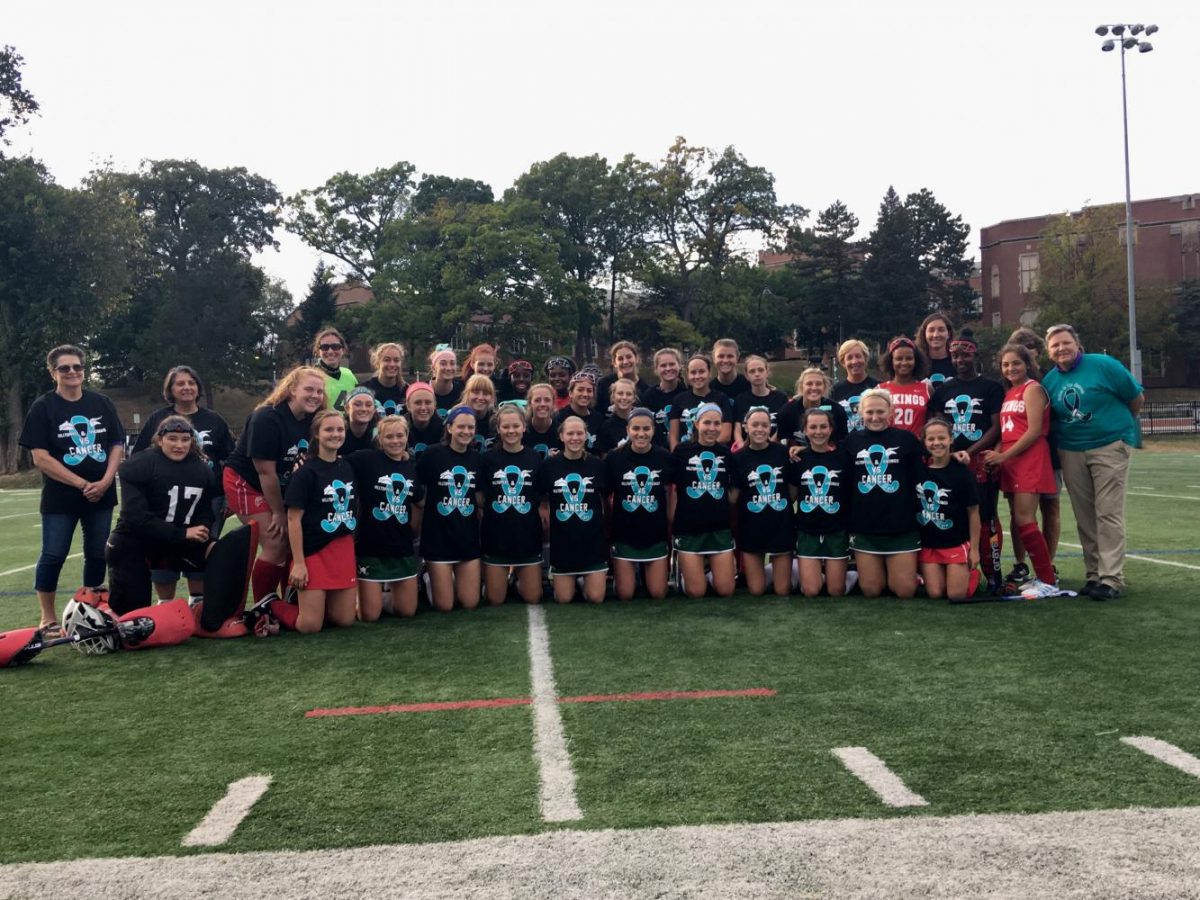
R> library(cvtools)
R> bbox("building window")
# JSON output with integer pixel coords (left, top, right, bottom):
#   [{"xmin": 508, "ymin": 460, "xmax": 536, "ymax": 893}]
[
  {"xmin": 1018, "ymin": 253, "xmax": 1039, "ymax": 294},
  {"xmin": 991, "ymin": 311, "xmax": 1001, "ymax": 328},
  {"xmin": 990, "ymin": 265, "xmax": 1000, "ymax": 299}
]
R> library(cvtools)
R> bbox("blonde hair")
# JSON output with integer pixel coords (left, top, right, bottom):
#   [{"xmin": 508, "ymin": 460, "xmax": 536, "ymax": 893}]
[
  {"xmin": 491, "ymin": 402, "xmax": 528, "ymax": 435},
  {"xmin": 369, "ymin": 342, "xmax": 406, "ymax": 379},
  {"xmin": 374, "ymin": 414, "xmax": 409, "ymax": 446},
  {"xmin": 858, "ymin": 387, "xmax": 893, "ymax": 410},
  {"xmin": 743, "ymin": 354, "xmax": 769, "ymax": 371},
  {"xmin": 260, "ymin": 366, "xmax": 325, "ymax": 410},
  {"xmin": 310, "ymin": 408, "xmax": 345, "ymax": 441},
  {"xmin": 712, "ymin": 338, "xmax": 739, "ymax": 356},
  {"xmin": 610, "ymin": 377, "xmax": 639, "ymax": 404},
  {"xmin": 836, "ymin": 339, "xmax": 871, "ymax": 366},
  {"xmin": 794, "ymin": 367, "xmax": 831, "ymax": 397},
  {"xmin": 458, "ymin": 373, "xmax": 497, "ymax": 407}
]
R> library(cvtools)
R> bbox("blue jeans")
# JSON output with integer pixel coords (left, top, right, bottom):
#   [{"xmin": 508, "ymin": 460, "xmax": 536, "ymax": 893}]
[{"xmin": 34, "ymin": 507, "xmax": 113, "ymax": 593}]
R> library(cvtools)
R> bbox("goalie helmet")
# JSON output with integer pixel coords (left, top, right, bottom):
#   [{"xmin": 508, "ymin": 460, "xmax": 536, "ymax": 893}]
[{"xmin": 62, "ymin": 600, "xmax": 119, "ymax": 655}]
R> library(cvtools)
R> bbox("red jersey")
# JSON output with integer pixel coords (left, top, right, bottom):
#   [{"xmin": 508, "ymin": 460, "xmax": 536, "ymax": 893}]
[
  {"xmin": 999, "ymin": 381, "xmax": 1049, "ymax": 450},
  {"xmin": 879, "ymin": 380, "xmax": 930, "ymax": 436}
]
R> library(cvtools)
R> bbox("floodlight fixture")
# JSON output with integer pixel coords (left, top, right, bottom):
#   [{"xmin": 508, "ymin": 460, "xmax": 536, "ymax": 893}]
[
  {"xmin": 1138, "ymin": 42, "xmax": 1153, "ymax": 53},
  {"xmin": 1095, "ymin": 25, "xmax": 1109, "ymax": 35},
  {"xmin": 1145, "ymin": 24, "xmax": 1158, "ymax": 35},
  {"xmin": 1111, "ymin": 24, "xmax": 1125, "ymax": 35},
  {"xmin": 1129, "ymin": 24, "xmax": 1143, "ymax": 34},
  {"xmin": 1102, "ymin": 40, "xmax": 1115, "ymax": 51}
]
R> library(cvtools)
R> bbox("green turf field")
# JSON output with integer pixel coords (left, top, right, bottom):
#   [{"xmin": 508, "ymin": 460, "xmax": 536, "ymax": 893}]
[{"xmin": 1, "ymin": 449, "xmax": 1198, "ymax": 868}]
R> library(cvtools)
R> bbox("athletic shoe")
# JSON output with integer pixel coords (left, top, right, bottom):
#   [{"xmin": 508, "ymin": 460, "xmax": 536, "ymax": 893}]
[
  {"xmin": 1003, "ymin": 562, "xmax": 1030, "ymax": 585},
  {"xmin": 243, "ymin": 592, "xmax": 281, "ymax": 637},
  {"xmin": 1020, "ymin": 578, "xmax": 1059, "ymax": 600},
  {"xmin": 1082, "ymin": 580, "xmax": 1099, "ymax": 598},
  {"xmin": 1090, "ymin": 584, "xmax": 1121, "ymax": 602}
]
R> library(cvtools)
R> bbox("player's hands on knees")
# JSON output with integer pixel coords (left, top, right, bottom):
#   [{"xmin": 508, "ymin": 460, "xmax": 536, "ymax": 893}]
[
  {"xmin": 267, "ymin": 512, "xmax": 285, "ymax": 538},
  {"xmin": 289, "ymin": 563, "xmax": 308, "ymax": 589}
]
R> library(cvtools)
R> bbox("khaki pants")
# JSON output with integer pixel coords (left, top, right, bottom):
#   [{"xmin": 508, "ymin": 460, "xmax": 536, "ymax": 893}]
[{"xmin": 1059, "ymin": 441, "xmax": 1132, "ymax": 589}]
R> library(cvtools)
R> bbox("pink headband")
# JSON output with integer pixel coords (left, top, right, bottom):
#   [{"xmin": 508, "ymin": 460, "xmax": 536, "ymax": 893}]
[
  {"xmin": 406, "ymin": 381, "xmax": 434, "ymax": 399},
  {"xmin": 430, "ymin": 349, "xmax": 456, "ymax": 367}
]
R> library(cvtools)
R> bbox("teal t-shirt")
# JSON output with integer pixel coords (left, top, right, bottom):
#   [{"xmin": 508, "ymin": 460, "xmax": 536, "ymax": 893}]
[
  {"xmin": 1042, "ymin": 354, "xmax": 1142, "ymax": 451},
  {"xmin": 322, "ymin": 367, "xmax": 359, "ymax": 412}
]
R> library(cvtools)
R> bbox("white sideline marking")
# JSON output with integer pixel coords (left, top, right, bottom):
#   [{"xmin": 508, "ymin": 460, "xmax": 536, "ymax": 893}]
[
  {"xmin": 0, "ymin": 553, "xmax": 81, "ymax": 579},
  {"xmin": 181, "ymin": 776, "xmax": 272, "ymax": 847},
  {"xmin": 1122, "ymin": 737, "xmax": 1200, "ymax": 780},
  {"xmin": 0, "ymin": 512, "xmax": 36, "ymax": 520},
  {"xmin": 1060, "ymin": 542, "xmax": 1200, "ymax": 572},
  {"xmin": 526, "ymin": 604, "xmax": 583, "ymax": 822},
  {"xmin": 832, "ymin": 746, "xmax": 928, "ymax": 808},
  {"xmin": 1128, "ymin": 491, "xmax": 1200, "ymax": 501}
]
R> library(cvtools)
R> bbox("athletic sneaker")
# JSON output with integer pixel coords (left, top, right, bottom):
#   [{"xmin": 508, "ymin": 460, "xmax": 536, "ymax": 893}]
[
  {"xmin": 243, "ymin": 592, "xmax": 281, "ymax": 638},
  {"xmin": 1020, "ymin": 578, "xmax": 1059, "ymax": 599},
  {"xmin": 1003, "ymin": 562, "xmax": 1030, "ymax": 585}
]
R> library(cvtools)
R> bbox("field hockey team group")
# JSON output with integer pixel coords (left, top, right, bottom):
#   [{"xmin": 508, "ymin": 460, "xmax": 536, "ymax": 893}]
[{"xmin": 20, "ymin": 313, "xmax": 1145, "ymax": 638}]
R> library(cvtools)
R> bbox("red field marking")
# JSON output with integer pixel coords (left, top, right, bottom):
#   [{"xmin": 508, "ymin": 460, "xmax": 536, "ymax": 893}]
[{"xmin": 306, "ymin": 687, "xmax": 775, "ymax": 718}]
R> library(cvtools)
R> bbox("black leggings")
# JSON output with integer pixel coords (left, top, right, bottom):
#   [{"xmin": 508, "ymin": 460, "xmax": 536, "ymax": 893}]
[{"xmin": 105, "ymin": 532, "xmax": 209, "ymax": 615}]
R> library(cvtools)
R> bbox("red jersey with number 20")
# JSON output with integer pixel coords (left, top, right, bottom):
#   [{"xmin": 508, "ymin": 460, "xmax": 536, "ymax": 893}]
[{"xmin": 879, "ymin": 381, "xmax": 930, "ymax": 436}]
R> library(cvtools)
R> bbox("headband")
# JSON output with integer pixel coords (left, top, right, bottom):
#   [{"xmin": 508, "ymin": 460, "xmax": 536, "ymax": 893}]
[
  {"xmin": 430, "ymin": 349, "xmax": 456, "ymax": 367},
  {"xmin": 628, "ymin": 407, "xmax": 655, "ymax": 424},
  {"xmin": 695, "ymin": 402, "xmax": 723, "ymax": 421},
  {"xmin": 544, "ymin": 356, "xmax": 575, "ymax": 374},
  {"xmin": 405, "ymin": 381, "xmax": 434, "ymax": 399},
  {"xmin": 886, "ymin": 336, "xmax": 916, "ymax": 354},
  {"xmin": 949, "ymin": 337, "xmax": 978, "ymax": 352},
  {"xmin": 346, "ymin": 385, "xmax": 376, "ymax": 403},
  {"xmin": 570, "ymin": 371, "xmax": 597, "ymax": 386},
  {"xmin": 445, "ymin": 405, "xmax": 476, "ymax": 425},
  {"xmin": 157, "ymin": 419, "xmax": 194, "ymax": 437},
  {"xmin": 742, "ymin": 404, "xmax": 771, "ymax": 422},
  {"xmin": 508, "ymin": 359, "xmax": 533, "ymax": 375}
]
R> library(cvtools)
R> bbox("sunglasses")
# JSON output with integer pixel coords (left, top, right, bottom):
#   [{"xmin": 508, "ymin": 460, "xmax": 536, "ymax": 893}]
[
  {"xmin": 319, "ymin": 343, "xmax": 343, "ymax": 351},
  {"xmin": 55, "ymin": 364, "xmax": 84, "ymax": 374}
]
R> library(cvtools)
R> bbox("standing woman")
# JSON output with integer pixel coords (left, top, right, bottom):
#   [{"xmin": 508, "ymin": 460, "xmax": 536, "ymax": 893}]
[
  {"xmin": 284, "ymin": 410, "xmax": 358, "ymax": 633},
  {"xmin": 478, "ymin": 403, "xmax": 545, "ymax": 605},
  {"xmin": 553, "ymin": 371, "xmax": 605, "ymax": 453},
  {"xmin": 789, "ymin": 408, "xmax": 853, "ymax": 597},
  {"xmin": 669, "ymin": 355, "xmax": 732, "ymax": 449},
  {"xmin": 132, "ymin": 364, "xmax": 235, "ymax": 599},
  {"xmin": 983, "ymin": 344, "xmax": 1060, "ymax": 598},
  {"xmin": 416, "ymin": 406, "xmax": 483, "ymax": 611},
  {"xmin": 777, "ymin": 368, "xmax": 849, "ymax": 452},
  {"xmin": 843, "ymin": 388, "xmax": 924, "ymax": 598},
  {"xmin": 537, "ymin": 416, "xmax": 608, "ymax": 603},
  {"xmin": 832, "ymin": 339, "xmax": 879, "ymax": 433},
  {"xmin": 348, "ymin": 416, "xmax": 424, "ymax": 620},
  {"xmin": 461, "ymin": 343, "xmax": 498, "ymax": 382},
  {"xmin": 732, "ymin": 356, "xmax": 788, "ymax": 446},
  {"xmin": 879, "ymin": 336, "xmax": 932, "ymax": 436},
  {"xmin": 543, "ymin": 356, "xmax": 576, "ymax": 409},
  {"xmin": 523, "ymin": 383, "xmax": 561, "ymax": 458},
  {"xmin": 595, "ymin": 341, "xmax": 651, "ymax": 411},
  {"xmin": 429, "ymin": 348, "xmax": 464, "ymax": 420},
  {"xmin": 916, "ymin": 311, "xmax": 956, "ymax": 386},
  {"xmin": 1041, "ymin": 325, "xmax": 1142, "ymax": 601},
  {"xmin": 604, "ymin": 408, "xmax": 674, "ymax": 601},
  {"xmin": 362, "ymin": 343, "xmax": 408, "ymax": 417},
  {"xmin": 106, "ymin": 417, "xmax": 217, "ymax": 615},
  {"xmin": 730, "ymin": 407, "xmax": 795, "ymax": 596},
  {"xmin": 502, "ymin": 360, "xmax": 534, "ymax": 402},
  {"xmin": 670, "ymin": 404, "xmax": 736, "ymax": 598},
  {"xmin": 459, "ymin": 374, "xmax": 498, "ymax": 453},
  {"xmin": 340, "ymin": 386, "xmax": 378, "ymax": 455},
  {"xmin": 643, "ymin": 348, "xmax": 683, "ymax": 445},
  {"xmin": 20, "ymin": 345, "xmax": 126, "ymax": 635},
  {"xmin": 223, "ymin": 366, "xmax": 325, "ymax": 604},
  {"xmin": 598, "ymin": 378, "xmax": 639, "ymax": 453},
  {"xmin": 313, "ymin": 328, "xmax": 358, "ymax": 412},
  {"xmin": 403, "ymin": 382, "xmax": 443, "ymax": 461}
]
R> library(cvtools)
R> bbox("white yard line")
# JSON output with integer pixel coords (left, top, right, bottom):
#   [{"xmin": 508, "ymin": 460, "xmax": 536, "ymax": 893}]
[
  {"xmin": 1121, "ymin": 737, "xmax": 1200, "ymax": 780},
  {"xmin": 1060, "ymin": 542, "xmax": 1200, "ymax": 572},
  {"xmin": 0, "ymin": 553, "xmax": 81, "ymax": 579},
  {"xmin": 831, "ymin": 746, "xmax": 928, "ymax": 808},
  {"xmin": 0, "ymin": 512, "xmax": 36, "ymax": 520},
  {"xmin": 181, "ymin": 776, "xmax": 272, "ymax": 847},
  {"xmin": 6, "ymin": 806, "xmax": 1200, "ymax": 899},
  {"xmin": 1127, "ymin": 491, "xmax": 1200, "ymax": 501},
  {"xmin": 526, "ymin": 604, "xmax": 583, "ymax": 823}
]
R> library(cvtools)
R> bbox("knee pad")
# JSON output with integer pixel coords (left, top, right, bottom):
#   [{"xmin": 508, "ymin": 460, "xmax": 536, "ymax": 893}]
[{"xmin": 117, "ymin": 598, "xmax": 194, "ymax": 650}]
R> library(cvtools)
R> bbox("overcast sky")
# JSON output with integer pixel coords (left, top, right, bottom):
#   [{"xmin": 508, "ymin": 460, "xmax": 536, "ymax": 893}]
[{"xmin": 7, "ymin": 0, "xmax": 1196, "ymax": 302}]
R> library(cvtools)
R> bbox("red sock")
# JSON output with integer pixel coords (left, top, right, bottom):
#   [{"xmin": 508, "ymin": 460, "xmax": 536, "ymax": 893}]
[
  {"xmin": 251, "ymin": 560, "xmax": 286, "ymax": 602},
  {"xmin": 1018, "ymin": 523, "xmax": 1055, "ymax": 584},
  {"xmin": 268, "ymin": 598, "xmax": 300, "ymax": 631}
]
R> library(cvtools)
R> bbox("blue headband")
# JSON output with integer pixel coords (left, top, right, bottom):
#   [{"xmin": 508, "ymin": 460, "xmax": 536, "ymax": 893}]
[
  {"xmin": 446, "ymin": 405, "xmax": 476, "ymax": 425},
  {"xmin": 696, "ymin": 402, "xmax": 723, "ymax": 421}
]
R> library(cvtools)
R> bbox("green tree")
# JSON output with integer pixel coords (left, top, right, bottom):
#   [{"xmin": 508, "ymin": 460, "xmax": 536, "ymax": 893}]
[
  {"xmin": 289, "ymin": 262, "xmax": 338, "ymax": 362},
  {"xmin": 0, "ymin": 158, "xmax": 139, "ymax": 471},
  {"xmin": 284, "ymin": 162, "xmax": 417, "ymax": 281},
  {"xmin": 1033, "ymin": 204, "xmax": 1175, "ymax": 365},
  {"xmin": 411, "ymin": 174, "xmax": 493, "ymax": 214},
  {"xmin": 0, "ymin": 45, "xmax": 39, "ymax": 151},
  {"xmin": 788, "ymin": 199, "xmax": 862, "ymax": 355},
  {"xmin": 861, "ymin": 186, "xmax": 924, "ymax": 341}
]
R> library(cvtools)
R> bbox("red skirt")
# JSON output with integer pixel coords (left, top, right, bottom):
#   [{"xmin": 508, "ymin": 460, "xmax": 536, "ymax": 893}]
[
  {"xmin": 1000, "ymin": 438, "xmax": 1057, "ymax": 495},
  {"xmin": 298, "ymin": 535, "xmax": 357, "ymax": 591}
]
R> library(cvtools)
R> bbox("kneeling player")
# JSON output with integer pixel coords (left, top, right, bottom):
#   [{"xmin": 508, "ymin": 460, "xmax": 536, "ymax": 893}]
[{"xmin": 918, "ymin": 419, "xmax": 981, "ymax": 601}]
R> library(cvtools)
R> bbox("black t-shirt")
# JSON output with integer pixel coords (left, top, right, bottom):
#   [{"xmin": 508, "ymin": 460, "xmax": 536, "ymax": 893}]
[
  {"xmin": 709, "ymin": 374, "xmax": 751, "ymax": 403},
  {"xmin": 788, "ymin": 446, "xmax": 853, "ymax": 535},
  {"xmin": 347, "ymin": 450, "xmax": 423, "ymax": 559},
  {"xmin": 594, "ymin": 375, "xmax": 652, "ymax": 413},
  {"xmin": 133, "ymin": 406, "xmax": 235, "ymax": 482},
  {"xmin": 776, "ymin": 397, "xmax": 849, "ymax": 448},
  {"xmin": 552, "ymin": 406, "xmax": 606, "ymax": 454},
  {"xmin": 470, "ymin": 414, "xmax": 497, "ymax": 455},
  {"xmin": 640, "ymin": 384, "xmax": 679, "ymax": 447},
  {"xmin": 669, "ymin": 390, "xmax": 733, "ymax": 445},
  {"xmin": 523, "ymin": 421, "xmax": 561, "ymax": 459},
  {"xmin": 671, "ymin": 441, "xmax": 733, "ymax": 536},
  {"xmin": 284, "ymin": 455, "xmax": 358, "ymax": 558},
  {"xmin": 916, "ymin": 460, "xmax": 980, "ymax": 548},
  {"xmin": 416, "ymin": 443, "xmax": 482, "ymax": 561},
  {"xmin": 732, "ymin": 389, "xmax": 789, "ymax": 440},
  {"xmin": 479, "ymin": 446, "xmax": 544, "ymax": 559},
  {"xmin": 340, "ymin": 423, "xmax": 376, "ymax": 456},
  {"xmin": 926, "ymin": 356, "xmax": 956, "ymax": 389},
  {"xmin": 831, "ymin": 378, "xmax": 879, "ymax": 434},
  {"xmin": 928, "ymin": 376, "xmax": 1005, "ymax": 452},
  {"xmin": 842, "ymin": 427, "xmax": 923, "ymax": 535},
  {"xmin": 362, "ymin": 377, "xmax": 407, "ymax": 417},
  {"xmin": 112, "ymin": 449, "xmax": 217, "ymax": 545},
  {"xmin": 433, "ymin": 379, "xmax": 465, "ymax": 421},
  {"xmin": 604, "ymin": 444, "xmax": 674, "ymax": 549},
  {"xmin": 225, "ymin": 403, "xmax": 312, "ymax": 493},
  {"xmin": 406, "ymin": 417, "xmax": 444, "ymax": 462},
  {"xmin": 731, "ymin": 443, "xmax": 794, "ymax": 553},
  {"xmin": 597, "ymin": 414, "xmax": 633, "ymax": 454},
  {"xmin": 536, "ymin": 454, "xmax": 607, "ymax": 572},
  {"xmin": 19, "ymin": 389, "xmax": 126, "ymax": 514}
]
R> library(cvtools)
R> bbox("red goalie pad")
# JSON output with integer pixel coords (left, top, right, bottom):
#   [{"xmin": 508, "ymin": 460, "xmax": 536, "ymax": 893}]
[
  {"xmin": 117, "ymin": 598, "xmax": 194, "ymax": 650},
  {"xmin": 191, "ymin": 601, "xmax": 249, "ymax": 639},
  {"xmin": 0, "ymin": 627, "xmax": 44, "ymax": 668}
]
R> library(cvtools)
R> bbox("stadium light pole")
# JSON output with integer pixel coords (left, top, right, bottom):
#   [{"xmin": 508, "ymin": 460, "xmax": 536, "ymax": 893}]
[{"xmin": 1095, "ymin": 22, "xmax": 1157, "ymax": 384}]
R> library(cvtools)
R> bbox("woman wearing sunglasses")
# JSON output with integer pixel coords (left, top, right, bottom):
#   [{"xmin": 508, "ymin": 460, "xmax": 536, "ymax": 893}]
[
  {"xmin": 313, "ymin": 328, "xmax": 358, "ymax": 412},
  {"xmin": 18, "ymin": 344, "xmax": 126, "ymax": 637}
]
